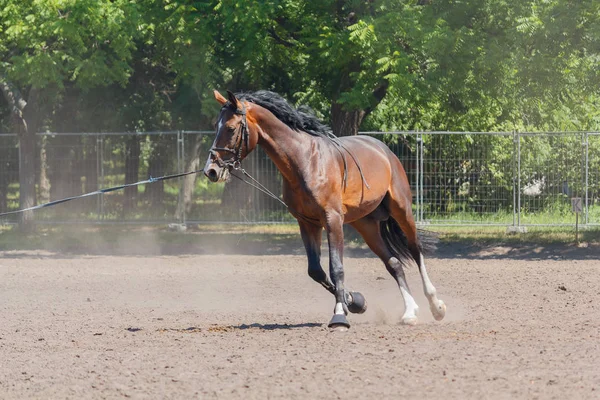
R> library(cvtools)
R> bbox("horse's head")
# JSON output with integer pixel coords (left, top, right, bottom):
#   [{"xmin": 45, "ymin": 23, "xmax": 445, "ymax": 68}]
[{"xmin": 204, "ymin": 90, "xmax": 259, "ymax": 183}]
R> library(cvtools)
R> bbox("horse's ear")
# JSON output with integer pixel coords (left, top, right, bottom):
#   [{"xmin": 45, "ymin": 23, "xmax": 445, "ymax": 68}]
[
  {"xmin": 226, "ymin": 90, "xmax": 242, "ymax": 109},
  {"xmin": 214, "ymin": 90, "xmax": 227, "ymax": 106}
]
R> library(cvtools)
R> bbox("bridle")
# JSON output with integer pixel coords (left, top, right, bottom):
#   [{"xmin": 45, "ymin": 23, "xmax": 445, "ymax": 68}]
[
  {"xmin": 205, "ymin": 99, "xmax": 320, "ymax": 225},
  {"xmin": 208, "ymin": 102, "xmax": 249, "ymax": 171}
]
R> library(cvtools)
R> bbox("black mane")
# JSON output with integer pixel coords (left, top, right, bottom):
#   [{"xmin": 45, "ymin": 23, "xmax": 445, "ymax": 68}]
[
  {"xmin": 235, "ymin": 90, "xmax": 369, "ymax": 189},
  {"xmin": 236, "ymin": 91, "xmax": 336, "ymax": 139}
]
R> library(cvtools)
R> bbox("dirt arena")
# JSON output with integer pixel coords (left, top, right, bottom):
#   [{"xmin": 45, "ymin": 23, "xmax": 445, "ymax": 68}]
[{"xmin": 1, "ymin": 235, "xmax": 599, "ymax": 399}]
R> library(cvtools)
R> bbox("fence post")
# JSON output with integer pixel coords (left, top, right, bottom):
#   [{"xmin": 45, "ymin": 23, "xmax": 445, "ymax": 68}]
[
  {"xmin": 517, "ymin": 131, "xmax": 521, "ymax": 228},
  {"xmin": 182, "ymin": 130, "xmax": 187, "ymax": 225},
  {"xmin": 415, "ymin": 131, "xmax": 421, "ymax": 223},
  {"xmin": 96, "ymin": 134, "xmax": 100, "ymax": 221},
  {"xmin": 97, "ymin": 134, "xmax": 105, "ymax": 221},
  {"xmin": 177, "ymin": 130, "xmax": 185, "ymax": 225},
  {"xmin": 512, "ymin": 130, "xmax": 517, "ymax": 227},
  {"xmin": 584, "ymin": 132, "xmax": 589, "ymax": 225},
  {"xmin": 420, "ymin": 132, "xmax": 424, "ymax": 223}
]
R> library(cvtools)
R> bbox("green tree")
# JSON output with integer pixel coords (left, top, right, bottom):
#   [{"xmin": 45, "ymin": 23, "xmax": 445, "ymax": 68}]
[{"xmin": 0, "ymin": 0, "xmax": 140, "ymax": 227}]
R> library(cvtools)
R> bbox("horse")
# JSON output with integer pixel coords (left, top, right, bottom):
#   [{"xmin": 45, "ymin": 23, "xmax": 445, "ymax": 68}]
[{"xmin": 204, "ymin": 89, "xmax": 446, "ymax": 330}]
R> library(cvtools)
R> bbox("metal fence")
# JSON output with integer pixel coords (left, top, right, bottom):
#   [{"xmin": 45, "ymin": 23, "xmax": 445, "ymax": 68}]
[{"xmin": 0, "ymin": 131, "xmax": 598, "ymax": 227}]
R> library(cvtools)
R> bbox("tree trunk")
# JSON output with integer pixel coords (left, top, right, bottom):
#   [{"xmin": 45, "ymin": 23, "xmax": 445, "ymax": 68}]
[
  {"xmin": 38, "ymin": 135, "xmax": 50, "ymax": 204},
  {"xmin": 330, "ymin": 80, "xmax": 389, "ymax": 137},
  {"xmin": 71, "ymin": 136, "xmax": 86, "ymax": 213},
  {"xmin": 123, "ymin": 136, "xmax": 140, "ymax": 215},
  {"xmin": 221, "ymin": 152, "xmax": 254, "ymax": 217},
  {"xmin": 175, "ymin": 133, "xmax": 204, "ymax": 221},
  {"xmin": 221, "ymin": 166, "xmax": 252, "ymax": 216},
  {"xmin": 81, "ymin": 136, "xmax": 98, "ymax": 212},
  {"xmin": 18, "ymin": 129, "xmax": 36, "ymax": 227},
  {"xmin": 0, "ymin": 138, "xmax": 17, "ymax": 213},
  {"xmin": 331, "ymin": 102, "xmax": 366, "ymax": 137},
  {"xmin": 146, "ymin": 136, "xmax": 167, "ymax": 212},
  {"xmin": 0, "ymin": 78, "xmax": 38, "ymax": 229},
  {"xmin": 221, "ymin": 149, "xmax": 281, "ymax": 221},
  {"xmin": 84, "ymin": 139, "xmax": 98, "ymax": 193},
  {"xmin": 20, "ymin": 89, "xmax": 42, "ymax": 228},
  {"xmin": 0, "ymin": 168, "xmax": 7, "ymax": 213}
]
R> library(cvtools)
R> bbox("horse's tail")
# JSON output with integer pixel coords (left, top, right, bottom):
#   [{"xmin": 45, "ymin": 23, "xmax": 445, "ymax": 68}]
[{"xmin": 379, "ymin": 218, "xmax": 439, "ymax": 268}]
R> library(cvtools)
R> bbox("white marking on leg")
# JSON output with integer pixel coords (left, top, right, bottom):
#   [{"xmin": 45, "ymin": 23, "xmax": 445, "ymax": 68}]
[
  {"xmin": 419, "ymin": 254, "xmax": 446, "ymax": 321},
  {"xmin": 388, "ymin": 257, "xmax": 420, "ymax": 325},
  {"xmin": 399, "ymin": 286, "xmax": 419, "ymax": 325},
  {"xmin": 334, "ymin": 302, "xmax": 345, "ymax": 315},
  {"xmin": 419, "ymin": 254, "xmax": 437, "ymax": 298}
]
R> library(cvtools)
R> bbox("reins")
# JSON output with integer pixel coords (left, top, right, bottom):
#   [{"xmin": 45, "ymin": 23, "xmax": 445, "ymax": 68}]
[
  {"xmin": 0, "ymin": 164, "xmax": 312, "ymax": 223},
  {"xmin": 228, "ymin": 166, "xmax": 321, "ymax": 225},
  {"xmin": 2, "ymin": 100, "xmax": 363, "ymax": 227},
  {"xmin": 208, "ymin": 102, "xmax": 321, "ymax": 225},
  {"xmin": 0, "ymin": 169, "xmax": 203, "ymax": 218}
]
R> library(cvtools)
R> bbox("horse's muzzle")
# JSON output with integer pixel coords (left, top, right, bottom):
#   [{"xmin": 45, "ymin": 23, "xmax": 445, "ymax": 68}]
[
  {"xmin": 204, "ymin": 163, "xmax": 229, "ymax": 183},
  {"xmin": 204, "ymin": 166, "xmax": 219, "ymax": 182}
]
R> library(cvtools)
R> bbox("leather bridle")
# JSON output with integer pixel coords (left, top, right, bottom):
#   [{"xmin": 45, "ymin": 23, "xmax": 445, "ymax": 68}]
[
  {"xmin": 205, "ymin": 99, "xmax": 322, "ymax": 225},
  {"xmin": 208, "ymin": 102, "xmax": 249, "ymax": 171}
]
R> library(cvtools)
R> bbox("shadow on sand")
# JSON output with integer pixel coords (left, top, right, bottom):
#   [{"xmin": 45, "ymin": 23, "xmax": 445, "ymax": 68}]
[
  {"xmin": 156, "ymin": 323, "xmax": 323, "ymax": 334},
  {"xmin": 233, "ymin": 322, "xmax": 323, "ymax": 330}
]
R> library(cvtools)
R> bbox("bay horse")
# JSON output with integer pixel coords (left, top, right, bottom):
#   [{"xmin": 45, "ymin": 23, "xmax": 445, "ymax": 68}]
[{"xmin": 204, "ymin": 90, "xmax": 446, "ymax": 330}]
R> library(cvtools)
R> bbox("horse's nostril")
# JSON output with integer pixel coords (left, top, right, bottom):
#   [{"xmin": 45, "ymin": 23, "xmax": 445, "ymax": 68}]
[{"xmin": 205, "ymin": 168, "xmax": 219, "ymax": 182}]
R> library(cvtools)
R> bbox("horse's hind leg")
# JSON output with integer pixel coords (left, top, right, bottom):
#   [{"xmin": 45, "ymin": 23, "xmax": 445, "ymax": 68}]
[
  {"xmin": 298, "ymin": 220, "xmax": 335, "ymax": 295},
  {"xmin": 387, "ymin": 191, "xmax": 446, "ymax": 321},
  {"xmin": 351, "ymin": 216, "xmax": 420, "ymax": 325}
]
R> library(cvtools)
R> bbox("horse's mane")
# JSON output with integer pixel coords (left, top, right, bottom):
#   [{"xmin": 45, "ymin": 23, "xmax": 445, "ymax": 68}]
[
  {"xmin": 236, "ymin": 91, "xmax": 336, "ymax": 140},
  {"xmin": 235, "ymin": 90, "xmax": 369, "ymax": 189}
]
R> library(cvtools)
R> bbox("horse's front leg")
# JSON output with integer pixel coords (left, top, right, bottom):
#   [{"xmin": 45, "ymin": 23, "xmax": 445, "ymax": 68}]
[
  {"xmin": 299, "ymin": 219, "xmax": 367, "ymax": 325},
  {"xmin": 325, "ymin": 212, "xmax": 353, "ymax": 330},
  {"xmin": 298, "ymin": 220, "xmax": 335, "ymax": 295}
]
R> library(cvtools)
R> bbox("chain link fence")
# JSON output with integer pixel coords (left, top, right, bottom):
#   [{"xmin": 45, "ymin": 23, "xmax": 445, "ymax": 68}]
[
  {"xmin": 0, "ymin": 131, "xmax": 598, "ymax": 227},
  {"xmin": 414, "ymin": 132, "xmax": 515, "ymax": 225}
]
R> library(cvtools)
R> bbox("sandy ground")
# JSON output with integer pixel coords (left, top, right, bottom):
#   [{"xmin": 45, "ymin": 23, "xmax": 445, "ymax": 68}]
[{"xmin": 1, "ymin": 241, "xmax": 599, "ymax": 399}]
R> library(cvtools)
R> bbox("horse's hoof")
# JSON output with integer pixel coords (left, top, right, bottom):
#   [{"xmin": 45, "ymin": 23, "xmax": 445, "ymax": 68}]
[
  {"xmin": 328, "ymin": 314, "xmax": 350, "ymax": 331},
  {"xmin": 431, "ymin": 300, "xmax": 446, "ymax": 321},
  {"xmin": 401, "ymin": 315, "xmax": 418, "ymax": 326},
  {"xmin": 347, "ymin": 291, "xmax": 367, "ymax": 314},
  {"xmin": 330, "ymin": 325, "xmax": 349, "ymax": 332}
]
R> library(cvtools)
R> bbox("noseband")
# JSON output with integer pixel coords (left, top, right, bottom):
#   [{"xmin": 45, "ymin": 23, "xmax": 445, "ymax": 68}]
[
  {"xmin": 209, "ymin": 102, "xmax": 249, "ymax": 170},
  {"xmin": 206, "ymin": 98, "xmax": 325, "ymax": 225}
]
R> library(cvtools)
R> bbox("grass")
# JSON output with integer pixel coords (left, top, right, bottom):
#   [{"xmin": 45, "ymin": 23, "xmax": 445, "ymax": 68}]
[
  {"xmin": 192, "ymin": 223, "xmax": 300, "ymax": 235},
  {"xmin": 430, "ymin": 225, "xmax": 600, "ymax": 246},
  {"xmin": 191, "ymin": 222, "xmax": 600, "ymax": 246},
  {"xmin": 418, "ymin": 207, "xmax": 600, "ymax": 226},
  {"xmin": 0, "ymin": 223, "xmax": 597, "ymax": 255}
]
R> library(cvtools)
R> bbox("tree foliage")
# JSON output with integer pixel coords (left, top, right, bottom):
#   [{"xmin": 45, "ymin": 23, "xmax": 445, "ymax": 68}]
[
  {"xmin": 2, "ymin": 0, "xmax": 600, "ymax": 132},
  {"xmin": 1, "ymin": 0, "xmax": 600, "ymax": 220}
]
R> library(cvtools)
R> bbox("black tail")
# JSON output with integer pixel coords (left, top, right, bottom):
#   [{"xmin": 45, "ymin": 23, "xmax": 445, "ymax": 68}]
[{"xmin": 380, "ymin": 218, "xmax": 439, "ymax": 268}]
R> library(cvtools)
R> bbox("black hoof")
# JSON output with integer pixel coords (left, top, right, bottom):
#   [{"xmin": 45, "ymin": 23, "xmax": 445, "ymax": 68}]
[
  {"xmin": 328, "ymin": 314, "xmax": 350, "ymax": 330},
  {"xmin": 347, "ymin": 291, "xmax": 367, "ymax": 314}
]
